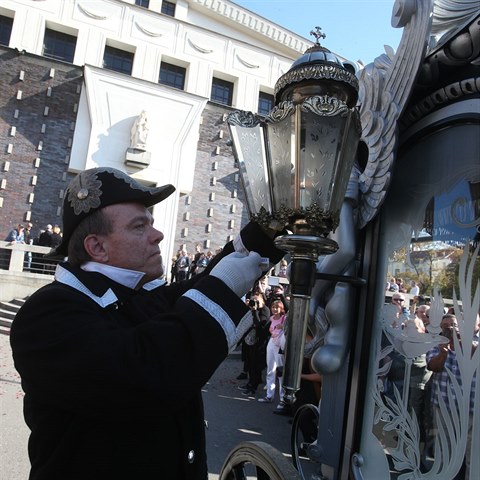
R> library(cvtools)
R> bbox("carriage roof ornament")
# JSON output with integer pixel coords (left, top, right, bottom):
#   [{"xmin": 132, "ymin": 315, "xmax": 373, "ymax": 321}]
[{"xmin": 356, "ymin": 0, "xmax": 434, "ymax": 228}]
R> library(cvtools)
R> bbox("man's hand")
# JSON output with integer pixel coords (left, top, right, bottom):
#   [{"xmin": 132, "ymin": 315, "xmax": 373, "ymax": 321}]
[{"xmin": 210, "ymin": 252, "xmax": 263, "ymax": 297}]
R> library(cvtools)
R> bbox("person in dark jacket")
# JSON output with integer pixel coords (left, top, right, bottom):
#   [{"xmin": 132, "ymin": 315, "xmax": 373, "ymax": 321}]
[
  {"xmin": 10, "ymin": 167, "xmax": 285, "ymax": 480},
  {"xmin": 37, "ymin": 224, "xmax": 53, "ymax": 247},
  {"xmin": 238, "ymin": 293, "xmax": 270, "ymax": 396}
]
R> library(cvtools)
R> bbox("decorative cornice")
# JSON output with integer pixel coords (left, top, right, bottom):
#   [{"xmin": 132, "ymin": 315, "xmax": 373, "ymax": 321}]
[
  {"xmin": 401, "ymin": 77, "xmax": 480, "ymax": 128},
  {"xmin": 188, "ymin": 38, "xmax": 213, "ymax": 54},
  {"xmin": 134, "ymin": 20, "xmax": 163, "ymax": 37},
  {"xmin": 420, "ymin": 13, "xmax": 480, "ymax": 85},
  {"xmin": 77, "ymin": 2, "xmax": 108, "ymax": 20},
  {"xmin": 190, "ymin": 0, "xmax": 311, "ymax": 55}
]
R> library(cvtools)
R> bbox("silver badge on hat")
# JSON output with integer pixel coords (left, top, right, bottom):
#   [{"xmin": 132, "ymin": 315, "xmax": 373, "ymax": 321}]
[{"xmin": 67, "ymin": 170, "xmax": 103, "ymax": 215}]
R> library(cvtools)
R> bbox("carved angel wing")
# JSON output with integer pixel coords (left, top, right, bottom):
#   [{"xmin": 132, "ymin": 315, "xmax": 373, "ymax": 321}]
[{"xmin": 357, "ymin": 0, "xmax": 434, "ymax": 228}]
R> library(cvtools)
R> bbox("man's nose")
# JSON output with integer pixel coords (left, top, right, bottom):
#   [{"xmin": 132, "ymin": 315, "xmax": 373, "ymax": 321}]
[{"xmin": 151, "ymin": 227, "xmax": 164, "ymax": 243}]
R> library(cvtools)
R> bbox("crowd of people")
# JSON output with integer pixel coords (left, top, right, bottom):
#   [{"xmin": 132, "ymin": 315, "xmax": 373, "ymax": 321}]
[
  {"xmin": 2, "ymin": 222, "xmax": 63, "ymax": 271},
  {"xmin": 383, "ymin": 290, "xmax": 479, "ymax": 477},
  {"xmin": 387, "ymin": 276, "xmax": 420, "ymax": 296},
  {"xmin": 169, "ymin": 244, "xmax": 222, "ymax": 282},
  {"xmin": 232, "ymin": 276, "xmax": 322, "ymax": 419}
]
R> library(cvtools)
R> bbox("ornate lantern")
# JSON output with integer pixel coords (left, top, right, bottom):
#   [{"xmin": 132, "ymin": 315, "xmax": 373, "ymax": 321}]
[{"xmin": 227, "ymin": 28, "xmax": 361, "ymax": 403}]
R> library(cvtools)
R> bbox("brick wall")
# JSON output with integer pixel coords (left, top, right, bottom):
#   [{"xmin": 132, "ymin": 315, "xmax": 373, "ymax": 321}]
[
  {"xmin": 0, "ymin": 47, "xmax": 249, "ymax": 254},
  {"xmin": 0, "ymin": 47, "xmax": 82, "ymax": 242},
  {"xmin": 173, "ymin": 102, "xmax": 249, "ymax": 257}
]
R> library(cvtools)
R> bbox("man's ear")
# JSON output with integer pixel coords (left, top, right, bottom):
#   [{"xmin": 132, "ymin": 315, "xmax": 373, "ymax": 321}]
[{"xmin": 84, "ymin": 234, "xmax": 108, "ymax": 263}]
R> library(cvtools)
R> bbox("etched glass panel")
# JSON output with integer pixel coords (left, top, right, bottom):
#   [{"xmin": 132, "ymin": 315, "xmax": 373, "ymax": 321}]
[
  {"xmin": 228, "ymin": 123, "xmax": 270, "ymax": 215},
  {"xmin": 266, "ymin": 114, "xmax": 295, "ymax": 210},
  {"xmin": 300, "ymin": 111, "xmax": 337, "ymax": 209},
  {"xmin": 359, "ymin": 124, "xmax": 479, "ymax": 480}
]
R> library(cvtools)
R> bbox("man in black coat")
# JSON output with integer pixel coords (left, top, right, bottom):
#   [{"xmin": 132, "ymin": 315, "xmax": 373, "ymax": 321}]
[{"xmin": 10, "ymin": 167, "xmax": 285, "ymax": 480}]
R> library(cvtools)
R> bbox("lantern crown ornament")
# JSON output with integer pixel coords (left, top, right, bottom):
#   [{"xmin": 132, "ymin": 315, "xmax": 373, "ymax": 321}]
[
  {"xmin": 227, "ymin": 27, "xmax": 361, "ymax": 238},
  {"xmin": 275, "ymin": 26, "xmax": 359, "ymax": 108}
]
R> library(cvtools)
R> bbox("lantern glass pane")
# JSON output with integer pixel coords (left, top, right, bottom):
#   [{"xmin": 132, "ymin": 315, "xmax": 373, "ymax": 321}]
[
  {"xmin": 330, "ymin": 110, "xmax": 360, "ymax": 210},
  {"xmin": 300, "ymin": 111, "xmax": 341, "ymax": 210},
  {"xmin": 229, "ymin": 124, "xmax": 271, "ymax": 215},
  {"xmin": 266, "ymin": 114, "xmax": 296, "ymax": 210},
  {"xmin": 300, "ymin": 110, "xmax": 358, "ymax": 215}
]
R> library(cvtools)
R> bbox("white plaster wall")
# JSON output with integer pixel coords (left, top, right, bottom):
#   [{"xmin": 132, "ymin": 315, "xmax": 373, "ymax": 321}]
[
  {"xmin": 2, "ymin": 0, "xmax": 300, "ymax": 111},
  {"xmin": 70, "ymin": 66, "xmax": 206, "ymax": 265}
]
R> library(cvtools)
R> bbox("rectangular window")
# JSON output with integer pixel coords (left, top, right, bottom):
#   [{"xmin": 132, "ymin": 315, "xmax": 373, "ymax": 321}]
[
  {"xmin": 103, "ymin": 45, "xmax": 134, "ymax": 75},
  {"xmin": 43, "ymin": 29, "xmax": 76, "ymax": 63},
  {"xmin": 135, "ymin": 0, "xmax": 149, "ymax": 7},
  {"xmin": 159, "ymin": 62, "xmax": 185, "ymax": 90},
  {"xmin": 211, "ymin": 77, "xmax": 233, "ymax": 106},
  {"xmin": 0, "ymin": 15, "xmax": 13, "ymax": 47},
  {"xmin": 258, "ymin": 92, "xmax": 274, "ymax": 116},
  {"xmin": 161, "ymin": 1, "xmax": 176, "ymax": 17}
]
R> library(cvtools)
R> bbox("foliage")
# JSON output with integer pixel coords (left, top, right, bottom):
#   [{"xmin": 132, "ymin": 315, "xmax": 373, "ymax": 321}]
[{"xmin": 389, "ymin": 243, "xmax": 480, "ymax": 300}]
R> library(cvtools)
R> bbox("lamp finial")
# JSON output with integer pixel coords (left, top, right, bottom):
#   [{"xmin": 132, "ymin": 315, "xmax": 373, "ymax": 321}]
[{"xmin": 310, "ymin": 26, "xmax": 326, "ymax": 45}]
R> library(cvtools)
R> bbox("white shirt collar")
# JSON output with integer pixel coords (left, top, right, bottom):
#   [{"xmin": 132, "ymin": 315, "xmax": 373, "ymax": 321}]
[{"xmin": 81, "ymin": 262, "xmax": 146, "ymax": 290}]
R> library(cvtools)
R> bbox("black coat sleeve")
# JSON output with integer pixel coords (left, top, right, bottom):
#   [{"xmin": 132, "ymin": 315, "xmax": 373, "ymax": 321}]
[{"xmin": 10, "ymin": 275, "xmax": 245, "ymax": 421}]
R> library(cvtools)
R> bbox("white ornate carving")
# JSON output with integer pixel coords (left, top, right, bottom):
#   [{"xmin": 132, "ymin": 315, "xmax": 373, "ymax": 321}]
[
  {"xmin": 77, "ymin": 2, "xmax": 108, "ymax": 20},
  {"xmin": 357, "ymin": 0, "xmax": 434, "ymax": 228},
  {"xmin": 130, "ymin": 111, "xmax": 149, "ymax": 151},
  {"xmin": 188, "ymin": 38, "xmax": 213, "ymax": 54},
  {"xmin": 431, "ymin": 0, "xmax": 480, "ymax": 41},
  {"xmin": 236, "ymin": 54, "xmax": 259, "ymax": 69},
  {"xmin": 134, "ymin": 20, "xmax": 163, "ymax": 38},
  {"xmin": 357, "ymin": 0, "xmax": 480, "ymax": 229}
]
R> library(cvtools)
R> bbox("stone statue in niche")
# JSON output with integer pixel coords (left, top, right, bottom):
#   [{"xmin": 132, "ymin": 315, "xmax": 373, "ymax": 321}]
[{"xmin": 130, "ymin": 110, "xmax": 149, "ymax": 151}]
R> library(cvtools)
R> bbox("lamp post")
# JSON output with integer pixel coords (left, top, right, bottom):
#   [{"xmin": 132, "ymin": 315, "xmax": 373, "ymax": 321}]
[{"xmin": 227, "ymin": 28, "xmax": 361, "ymax": 404}]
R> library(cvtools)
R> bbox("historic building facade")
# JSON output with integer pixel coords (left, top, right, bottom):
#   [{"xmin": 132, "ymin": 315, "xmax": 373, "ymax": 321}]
[{"xmin": 0, "ymin": 0, "xmax": 314, "ymax": 264}]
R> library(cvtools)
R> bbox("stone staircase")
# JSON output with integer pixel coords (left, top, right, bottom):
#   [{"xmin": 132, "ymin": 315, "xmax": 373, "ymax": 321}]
[{"xmin": 0, "ymin": 298, "xmax": 26, "ymax": 335}]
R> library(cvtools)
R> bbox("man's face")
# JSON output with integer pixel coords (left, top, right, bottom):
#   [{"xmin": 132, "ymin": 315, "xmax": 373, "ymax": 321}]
[
  {"xmin": 257, "ymin": 278, "xmax": 267, "ymax": 292},
  {"xmin": 98, "ymin": 203, "xmax": 164, "ymax": 284},
  {"xmin": 440, "ymin": 316, "xmax": 459, "ymax": 342},
  {"xmin": 392, "ymin": 294, "xmax": 405, "ymax": 309},
  {"xmin": 416, "ymin": 306, "xmax": 430, "ymax": 325}
]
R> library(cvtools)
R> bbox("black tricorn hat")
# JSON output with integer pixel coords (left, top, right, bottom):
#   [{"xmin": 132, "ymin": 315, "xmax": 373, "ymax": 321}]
[{"xmin": 50, "ymin": 167, "xmax": 175, "ymax": 257}]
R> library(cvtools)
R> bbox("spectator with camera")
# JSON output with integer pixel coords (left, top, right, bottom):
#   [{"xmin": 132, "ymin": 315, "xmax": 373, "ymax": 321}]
[
  {"xmin": 238, "ymin": 293, "xmax": 271, "ymax": 396},
  {"xmin": 426, "ymin": 313, "xmax": 478, "ymax": 479}
]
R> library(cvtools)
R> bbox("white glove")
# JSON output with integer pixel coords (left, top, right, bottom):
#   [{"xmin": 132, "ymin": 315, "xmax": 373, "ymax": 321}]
[{"xmin": 210, "ymin": 251, "xmax": 263, "ymax": 297}]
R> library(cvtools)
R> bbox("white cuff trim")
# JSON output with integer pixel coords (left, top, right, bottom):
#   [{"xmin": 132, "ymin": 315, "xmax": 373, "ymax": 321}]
[{"xmin": 183, "ymin": 289, "xmax": 251, "ymax": 352}]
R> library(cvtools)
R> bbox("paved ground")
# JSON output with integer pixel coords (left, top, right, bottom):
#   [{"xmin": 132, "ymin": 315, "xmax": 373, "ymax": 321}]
[
  {"xmin": 0, "ymin": 334, "xmax": 29, "ymax": 480},
  {"xmin": 203, "ymin": 356, "xmax": 293, "ymax": 478},
  {"xmin": 0, "ymin": 335, "xmax": 293, "ymax": 479}
]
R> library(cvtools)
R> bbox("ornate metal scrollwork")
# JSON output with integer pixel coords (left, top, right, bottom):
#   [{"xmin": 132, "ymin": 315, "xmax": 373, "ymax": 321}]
[
  {"xmin": 301, "ymin": 95, "xmax": 350, "ymax": 117},
  {"xmin": 265, "ymin": 101, "xmax": 296, "ymax": 123},
  {"xmin": 274, "ymin": 64, "xmax": 359, "ymax": 98},
  {"xmin": 250, "ymin": 203, "xmax": 339, "ymax": 235},
  {"xmin": 226, "ymin": 110, "xmax": 262, "ymax": 127}
]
